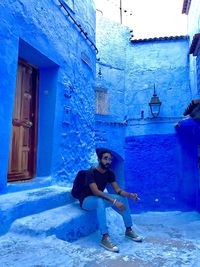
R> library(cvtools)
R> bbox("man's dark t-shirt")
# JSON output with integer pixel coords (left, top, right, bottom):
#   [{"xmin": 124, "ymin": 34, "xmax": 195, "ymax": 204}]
[{"xmin": 79, "ymin": 168, "xmax": 115, "ymax": 207}]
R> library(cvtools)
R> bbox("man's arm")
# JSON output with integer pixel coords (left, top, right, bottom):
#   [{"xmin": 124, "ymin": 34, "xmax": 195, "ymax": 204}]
[
  {"xmin": 111, "ymin": 181, "xmax": 140, "ymax": 200},
  {"xmin": 89, "ymin": 182, "xmax": 125, "ymax": 211}
]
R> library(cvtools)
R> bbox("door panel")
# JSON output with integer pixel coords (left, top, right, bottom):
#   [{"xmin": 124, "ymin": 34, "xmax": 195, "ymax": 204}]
[{"xmin": 8, "ymin": 60, "xmax": 38, "ymax": 181}]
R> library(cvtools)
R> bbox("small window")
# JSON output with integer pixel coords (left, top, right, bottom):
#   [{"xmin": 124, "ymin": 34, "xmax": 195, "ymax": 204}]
[{"xmin": 95, "ymin": 88, "xmax": 109, "ymax": 115}]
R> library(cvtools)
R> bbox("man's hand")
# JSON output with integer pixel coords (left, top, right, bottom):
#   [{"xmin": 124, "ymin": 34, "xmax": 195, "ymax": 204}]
[
  {"xmin": 115, "ymin": 201, "xmax": 125, "ymax": 211},
  {"xmin": 129, "ymin": 193, "xmax": 140, "ymax": 201}
]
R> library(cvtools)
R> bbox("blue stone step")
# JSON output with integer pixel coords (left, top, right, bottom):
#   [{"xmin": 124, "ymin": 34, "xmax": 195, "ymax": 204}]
[
  {"xmin": 0, "ymin": 185, "xmax": 73, "ymax": 235},
  {"xmin": 10, "ymin": 202, "xmax": 98, "ymax": 242}
]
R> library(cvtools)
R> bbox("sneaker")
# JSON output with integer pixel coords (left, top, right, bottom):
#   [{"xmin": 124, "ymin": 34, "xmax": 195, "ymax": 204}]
[
  {"xmin": 125, "ymin": 229, "xmax": 143, "ymax": 242},
  {"xmin": 100, "ymin": 236, "xmax": 119, "ymax": 253}
]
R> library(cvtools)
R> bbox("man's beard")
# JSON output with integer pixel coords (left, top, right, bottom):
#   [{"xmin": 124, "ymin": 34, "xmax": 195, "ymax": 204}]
[{"xmin": 100, "ymin": 161, "xmax": 110, "ymax": 170}]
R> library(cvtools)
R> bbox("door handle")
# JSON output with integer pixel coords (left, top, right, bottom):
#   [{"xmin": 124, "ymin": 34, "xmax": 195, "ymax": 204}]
[{"xmin": 23, "ymin": 120, "xmax": 33, "ymax": 128}]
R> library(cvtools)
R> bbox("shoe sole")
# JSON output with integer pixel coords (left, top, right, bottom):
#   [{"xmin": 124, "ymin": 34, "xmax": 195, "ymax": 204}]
[
  {"xmin": 100, "ymin": 243, "xmax": 119, "ymax": 253},
  {"xmin": 125, "ymin": 235, "xmax": 143, "ymax": 242}
]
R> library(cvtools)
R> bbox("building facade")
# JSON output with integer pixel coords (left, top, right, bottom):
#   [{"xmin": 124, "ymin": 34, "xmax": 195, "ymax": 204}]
[
  {"xmin": 1, "ymin": 0, "xmax": 200, "ymax": 214},
  {"xmin": 0, "ymin": 0, "xmax": 96, "ymax": 192},
  {"xmin": 95, "ymin": 0, "xmax": 200, "ymax": 212}
]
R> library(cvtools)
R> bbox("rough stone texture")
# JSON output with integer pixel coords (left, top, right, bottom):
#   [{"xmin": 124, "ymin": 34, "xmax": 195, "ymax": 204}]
[
  {"xmin": 125, "ymin": 38, "xmax": 191, "ymax": 119},
  {"xmin": 0, "ymin": 186, "xmax": 73, "ymax": 235},
  {"xmin": 94, "ymin": 16, "xmax": 128, "ymax": 184},
  {"xmin": 125, "ymin": 134, "xmax": 191, "ymax": 212},
  {"xmin": 10, "ymin": 202, "xmax": 97, "ymax": 242},
  {"xmin": 95, "ymin": 16, "xmax": 128, "ymax": 160},
  {"xmin": 95, "ymin": 15, "xmax": 197, "ymax": 212},
  {"xmin": 0, "ymin": 0, "xmax": 96, "ymax": 191},
  {"xmin": 0, "ymin": 210, "xmax": 200, "ymax": 267},
  {"xmin": 175, "ymin": 117, "xmax": 200, "ymax": 211},
  {"xmin": 96, "ymin": 16, "xmax": 190, "ymax": 121},
  {"xmin": 0, "ymin": 0, "xmax": 200, "ymax": 217}
]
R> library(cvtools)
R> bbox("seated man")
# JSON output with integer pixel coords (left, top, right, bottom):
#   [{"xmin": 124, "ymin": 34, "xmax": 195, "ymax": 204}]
[{"xmin": 79, "ymin": 148, "xmax": 142, "ymax": 253}]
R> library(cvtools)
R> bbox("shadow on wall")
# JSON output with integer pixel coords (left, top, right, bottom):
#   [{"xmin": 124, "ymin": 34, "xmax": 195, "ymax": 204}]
[
  {"xmin": 125, "ymin": 133, "xmax": 199, "ymax": 213},
  {"xmin": 175, "ymin": 117, "xmax": 200, "ymax": 212}
]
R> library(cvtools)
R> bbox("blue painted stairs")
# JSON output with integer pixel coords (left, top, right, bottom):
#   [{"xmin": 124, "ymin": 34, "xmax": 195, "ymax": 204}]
[{"xmin": 0, "ymin": 186, "xmax": 97, "ymax": 241}]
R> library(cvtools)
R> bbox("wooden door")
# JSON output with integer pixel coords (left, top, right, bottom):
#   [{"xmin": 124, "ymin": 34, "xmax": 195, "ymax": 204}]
[{"xmin": 8, "ymin": 60, "xmax": 38, "ymax": 181}]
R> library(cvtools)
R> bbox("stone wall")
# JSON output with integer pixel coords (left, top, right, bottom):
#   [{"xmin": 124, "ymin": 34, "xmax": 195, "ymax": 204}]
[
  {"xmin": 95, "ymin": 15, "xmax": 198, "ymax": 212},
  {"xmin": 95, "ymin": 15, "xmax": 128, "ymax": 158},
  {"xmin": 96, "ymin": 16, "xmax": 128, "ymax": 122},
  {"xmin": 125, "ymin": 132, "xmax": 199, "ymax": 212},
  {"xmin": 125, "ymin": 37, "xmax": 191, "ymax": 120},
  {"xmin": 125, "ymin": 134, "xmax": 182, "ymax": 212},
  {"xmin": 0, "ymin": 0, "xmax": 96, "ymax": 192},
  {"xmin": 124, "ymin": 36, "xmax": 198, "ymax": 212}
]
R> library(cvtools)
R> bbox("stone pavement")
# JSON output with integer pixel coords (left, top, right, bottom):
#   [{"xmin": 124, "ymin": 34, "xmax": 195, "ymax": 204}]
[
  {"xmin": 0, "ymin": 186, "xmax": 200, "ymax": 266},
  {"xmin": 0, "ymin": 210, "xmax": 200, "ymax": 267},
  {"xmin": 73, "ymin": 210, "xmax": 200, "ymax": 267}
]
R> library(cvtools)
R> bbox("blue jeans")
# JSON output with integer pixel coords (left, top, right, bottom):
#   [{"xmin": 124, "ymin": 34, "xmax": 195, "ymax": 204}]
[{"xmin": 82, "ymin": 193, "xmax": 133, "ymax": 235}]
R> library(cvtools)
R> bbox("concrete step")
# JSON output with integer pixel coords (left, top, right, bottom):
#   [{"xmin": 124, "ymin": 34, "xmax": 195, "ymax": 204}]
[
  {"xmin": 10, "ymin": 202, "xmax": 98, "ymax": 242},
  {"xmin": 0, "ymin": 185, "xmax": 74, "ymax": 235}
]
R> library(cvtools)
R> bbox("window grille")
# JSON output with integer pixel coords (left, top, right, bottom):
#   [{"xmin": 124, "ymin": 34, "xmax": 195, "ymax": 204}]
[{"xmin": 95, "ymin": 88, "xmax": 109, "ymax": 115}]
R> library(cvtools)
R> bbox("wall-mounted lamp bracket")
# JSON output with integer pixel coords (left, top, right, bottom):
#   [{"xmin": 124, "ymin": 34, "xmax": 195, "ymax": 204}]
[{"xmin": 149, "ymin": 84, "xmax": 162, "ymax": 117}]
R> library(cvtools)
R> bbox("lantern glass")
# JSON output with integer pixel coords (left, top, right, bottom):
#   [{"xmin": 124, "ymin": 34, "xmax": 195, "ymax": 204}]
[
  {"xmin": 149, "ymin": 86, "xmax": 162, "ymax": 117},
  {"xmin": 149, "ymin": 102, "xmax": 161, "ymax": 117}
]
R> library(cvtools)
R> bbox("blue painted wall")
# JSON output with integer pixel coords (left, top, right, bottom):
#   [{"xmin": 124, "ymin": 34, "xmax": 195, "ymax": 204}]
[
  {"xmin": 96, "ymin": 16, "xmax": 199, "ymax": 212},
  {"xmin": 197, "ymin": 53, "xmax": 200, "ymax": 93},
  {"xmin": 125, "ymin": 37, "xmax": 191, "ymax": 119},
  {"xmin": 95, "ymin": 17, "xmax": 128, "ymax": 185},
  {"xmin": 1, "ymin": 0, "xmax": 200, "ymax": 215},
  {"xmin": 125, "ymin": 132, "xmax": 199, "ymax": 213},
  {"xmin": 0, "ymin": 0, "xmax": 96, "ymax": 192},
  {"xmin": 123, "ymin": 36, "xmax": 199, "ymax": 212},
  {"xmin": 176, "ymin": 118, "xmax": 200, "ymax": 211},
  {"xmin": 95, "ymin": 115, "xmax": 127, "ymax": 187},
  {"xmin": 125, "ymin": 134, "xmax": 182, "ymax": 212}
]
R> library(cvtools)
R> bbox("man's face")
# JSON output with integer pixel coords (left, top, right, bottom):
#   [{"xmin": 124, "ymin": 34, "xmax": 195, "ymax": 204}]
[{"xmin": 99, "ymin": 152, "xmax": 113, "ymax": 170}]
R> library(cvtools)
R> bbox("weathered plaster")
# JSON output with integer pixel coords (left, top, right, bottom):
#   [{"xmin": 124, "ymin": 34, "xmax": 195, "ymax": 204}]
[{"xmin": 0, "ymin": 0, "xmax": 96, "ymax": 191}]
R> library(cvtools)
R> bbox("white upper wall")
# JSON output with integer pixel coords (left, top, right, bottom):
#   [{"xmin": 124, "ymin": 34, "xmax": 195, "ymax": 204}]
[
  {"xmin": 94, "ymin": 0, "xmax": 187, "ymax": 38},
  {"xmin": 187, "ymin": 0, "xmax": 200, "ymax": 40}
]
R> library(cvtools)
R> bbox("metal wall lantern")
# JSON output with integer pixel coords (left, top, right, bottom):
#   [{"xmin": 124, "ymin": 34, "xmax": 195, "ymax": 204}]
[{"xmin": 149, "ymin": 84, "xmax": 162, "ymax": 117}]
